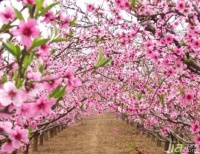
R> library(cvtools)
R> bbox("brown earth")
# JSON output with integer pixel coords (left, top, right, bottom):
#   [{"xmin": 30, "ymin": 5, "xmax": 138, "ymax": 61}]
[{"xmin": 30, "ymin": 113, "xmax": 164, "ymax": 154}]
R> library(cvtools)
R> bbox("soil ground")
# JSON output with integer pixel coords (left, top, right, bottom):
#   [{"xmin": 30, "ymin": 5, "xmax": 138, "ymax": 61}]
[{"xmin": 30, "ymin": 113, "xmax": 164, "ymax": 154}]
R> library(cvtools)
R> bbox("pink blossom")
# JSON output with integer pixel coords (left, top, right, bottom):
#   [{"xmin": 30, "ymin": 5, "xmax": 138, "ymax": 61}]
[
  {"xmin": 32, "ymin": 96, "xmax": 55, "ymax": 116},
  {"xmin": 191, "ymin": 121, "xmax": 200, "ymax": 134},
  {"xmin": 74, "ymin": 101, "xmax": 81, "ymax": 108},
  {"xmin": 23, "ymin": 0, "xmax": 35, "ymax": 5},
  {"xmin": 27, "ymin": 71, "xmax": 42, "ymax": 81},
  {"xmin": 16, "ymin": 103, "xmax": 35, "ymax": 118},
  {"xmin": 64, "ymin": 69, "xmax": 82, "ymax": 92},
  {"xmin": 195, "ymin": 135, "xmax": 200, "ymax": 144},
  {"xmin": 0, "ymin": 6, "xmax": 16, "ymax": 24},
  {"xmin": 0, "ymin": 121, "xmax": 12, "ymax": 133},
  {"xmin": 115, "ymin": 0, "xmax": 130, "ymax": 10},
  {"xmin": 86, "ymin": 4, "xmax": 95, "ymax": 12},
  {"xmin": 173, "ymin": 47, "xmax": 183, "ymax": 55},
  {"xmin": 176, "ymin": 1, "xmax": 186, "ymax": 12},
  {"xmin": 0, "ymin": 81, "xmax": 24, "ymax": 107},
  {"xmin": 59, "ymin": 13, "xmax": 70, "ymax": 28},
  {"xmin": 42, "ymin": 11, "xmax": 56, "ymax": 24},
  {"xmin": 166, "ymin": 68, "xmax": 175, "ymax": 76},
  {"xmin": 165, "ymin": 34, "xmax": 174, "ymax": 44},
  {"xmin": 44, "ymin": 78, "xmax": 62, "ymax": 92},
  {"xmin": 12, "ymin": 19, "xmax": 40, "ymax": 47},
  {"xmin": 9, "ymin": 126, "xmax": 29, "ymax": 149},
  {"xmin": 113, "ymin": 128, "xmax": 119, "ymax": 134},
  {"xmin": 1, "ymin": 140, "xmax": 16, "ymax": 154},
  {"xmin": 73, "ymin": 78, "xmax": 82, "ymax": 87},
  {"xmin": 191, "ymin": 39, "xmax": 200, "ymax": 49},
  {"xmin": 0, "ymin": 112, "xmax": 12, "ymax": 119},
  {"xmin": 29, "ymin": 121, "xmax": 37, "ymax": 129},
  {"xmin": 161, "ymin": 128, "xmax": 168, "ymax": 136},
  {"xmin": 38, "ymin": 43, "xmax": 50, "ymax": 56},
  {"xmin": 64, "ymin": 69, "xmax": 74, "ymax": 80},
  {"xmin": 144, "ymin": 40, "xmax": 154, "ymax": 48},
  {"xmin": 184, "ymin": 92, "xmax": 194, "ymax": 102}
]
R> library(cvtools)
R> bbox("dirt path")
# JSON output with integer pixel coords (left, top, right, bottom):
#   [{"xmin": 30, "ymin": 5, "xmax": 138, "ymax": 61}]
[
  {"xmin": 30, "ymin": 113, "xmax": 164, "ymax": 154},
  {"xmin": 90, "ymin": 119, "xmax": 99, "ymax": 153}
]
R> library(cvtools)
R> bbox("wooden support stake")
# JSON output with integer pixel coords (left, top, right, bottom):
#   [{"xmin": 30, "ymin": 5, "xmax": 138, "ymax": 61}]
[
  {"xmin": 134, "ymin": 123, "xmax": 137, "ymax": 129},
  {"xmin": 122, "ymin": 115, "xmax": 125, "ymax": 121},
  {"xmin": 57, "ymin": 126, "xmax": 60, "ymax": 133},
  {"xmin": 39, "ymin": 134, "xmax": 44, "ymax": 146},
  {"xmin": 54, "ymin": 127, "xmax": 57, "ymax": 135},
  {"xmin": 157, "ymin": 139, "xmax": 162, "ymax": 147},
  {"xmin": 151, "ymin": 135, "xmax": 156, "ymax": 142},
  {"xmin": 147, "ymin": 132, "xmax": 150, "ymax": 138},
  {"xmin": 32, "ymin": 135, "xmax": 39, "ymax": 152},
  {"xmin": 61, "ymin": 125, "xmax": 63, "ymax": 131},
  {"xmin": 50, "ymin": 129, "xmax": 54, "ymax": 138},
  {"xmin": 44, "ymin": 131, "xmax": 48, "ymax": 141},
  {"xmin": 164, "ymin": 142, "xmax": 170, "ymax": 151},
  {"xmin": 136, "ymin": 124, "xmax": 140, "ymax": 129}
]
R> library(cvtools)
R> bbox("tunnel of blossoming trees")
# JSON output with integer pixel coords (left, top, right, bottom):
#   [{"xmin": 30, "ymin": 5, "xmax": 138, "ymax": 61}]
[{"xmin": 0, "ymin": 0, "xmax": 200, "ymax": 153}]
